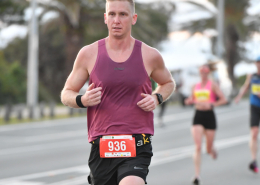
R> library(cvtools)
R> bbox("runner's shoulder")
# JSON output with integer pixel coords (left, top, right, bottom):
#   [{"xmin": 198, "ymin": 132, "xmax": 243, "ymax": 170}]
[
  {"xmin": 141, "ymin": 42, "xmax": 164, "ymax": 67},
  {"xmin": 211, "ymin": 81, "xmax": 219, "ymax": 88},
  {"xmin": 74, "ymin": 41, "xmax": 99, "ymax": 69},
  {"xmin": 211, "ymin": 81, "xmax": 221, "ymax": 92},
  {"xmin": 79, "ymin": 41, "xmax": 99, "ymax": 59}
]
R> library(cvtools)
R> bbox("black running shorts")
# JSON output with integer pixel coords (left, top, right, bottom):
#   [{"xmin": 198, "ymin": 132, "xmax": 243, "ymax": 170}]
[
  {"xmin": 250, "ymin": 105, "xmax": 260, "ymax": 127},
  {"xmin": 88, "ymin": 134, "xmax": 153, "ymax": 185},
  {"xmin": 193, "ymin": 110, "xmax": 217, "ymax": 130}
]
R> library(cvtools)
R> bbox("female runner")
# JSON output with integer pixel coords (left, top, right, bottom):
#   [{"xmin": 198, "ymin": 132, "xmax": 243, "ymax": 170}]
[{"xmin": 185, "ymin": 64, "xmax": 227, "ymax": 185}]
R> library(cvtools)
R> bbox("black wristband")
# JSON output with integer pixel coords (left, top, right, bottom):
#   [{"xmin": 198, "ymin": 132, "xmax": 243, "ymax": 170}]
[{"xmin": 76, "ymin": 95, "xmax": 87, "ymax": 108}]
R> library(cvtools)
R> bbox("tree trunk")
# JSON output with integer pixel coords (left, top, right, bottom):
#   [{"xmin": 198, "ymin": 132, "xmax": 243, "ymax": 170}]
[
  {"xmin": 63, "ymin": 14, "xmax": 84, "ymax": 78},
  {"xmin": 226, "ymin": 24, "xmax": 239, "ymax": 87}
]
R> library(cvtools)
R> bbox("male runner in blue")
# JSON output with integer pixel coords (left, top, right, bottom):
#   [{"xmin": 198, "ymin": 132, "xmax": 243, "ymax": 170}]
[{"xmin": 235, "ymin": 56, "xmax": 260, "ymax": 173}]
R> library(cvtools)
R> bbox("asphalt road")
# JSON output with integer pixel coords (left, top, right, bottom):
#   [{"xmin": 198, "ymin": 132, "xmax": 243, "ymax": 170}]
[{"xmin": 0, "ymin": 100, "xmax": 259, "ymax": 185}]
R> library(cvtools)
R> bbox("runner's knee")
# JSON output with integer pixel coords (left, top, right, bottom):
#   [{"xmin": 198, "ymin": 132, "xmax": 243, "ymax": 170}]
[
  {"xmin": 251, "ymin": 131, "xmax": 258, "ymax": 141},
  {"xmin": 195, "ymin": 144, "xmax": 202, "ymax": 152}
]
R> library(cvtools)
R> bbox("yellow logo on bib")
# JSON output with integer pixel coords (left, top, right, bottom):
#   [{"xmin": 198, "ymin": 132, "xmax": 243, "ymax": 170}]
[
  {"xmin": 252, "ymin": 84, "xmax": 260, "ymax": 95},
  {"xmin": 194, "ymin": 90, "xmax": 210, "ymax": 102}
]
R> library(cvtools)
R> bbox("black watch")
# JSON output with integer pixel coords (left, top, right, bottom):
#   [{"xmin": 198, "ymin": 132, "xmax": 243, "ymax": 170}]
[{"xmin": 154, "ymin": 93, "xmax": 163, "ymax": 104}]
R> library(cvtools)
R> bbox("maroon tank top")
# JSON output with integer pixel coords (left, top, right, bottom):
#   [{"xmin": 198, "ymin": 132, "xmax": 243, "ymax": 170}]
[{"xmin": 87, "ymin": 38, "xmax": 154, "ymax": 142}]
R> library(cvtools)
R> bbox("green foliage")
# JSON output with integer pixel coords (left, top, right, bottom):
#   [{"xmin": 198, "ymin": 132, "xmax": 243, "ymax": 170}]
[
  {"xmin": 2, "ymin": 0, "xmax": 174, "ymax": 102},
  {"xmin": 38, "ymin": 20, "xmax": 67, "ymax": 101},
  {"xmin": 133, "ymin": 2, "xmax": 174, "ymax": 46},
  {"xmin": 0, "ymin": 51, "xmax": 26, "ymax": 104},
  {"xmin": 223, "ymin": 0, "xmax": 248, "ymax": 40},
  {"xmin": 0, "ymin": 0, "xmax": 28, "ymax": 25},
  {"xmin": 3, "ymin": 37, "xmax": 28, "ymax": 67},
  {"xmin": 236, "ymin": 74, "xmax": 246, "ymax": 87}
]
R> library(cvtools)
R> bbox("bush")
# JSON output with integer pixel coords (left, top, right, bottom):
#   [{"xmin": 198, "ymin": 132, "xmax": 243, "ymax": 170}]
[{"xmin": 0, "ymin": 51, "xmax": 27, "ymax": 104}]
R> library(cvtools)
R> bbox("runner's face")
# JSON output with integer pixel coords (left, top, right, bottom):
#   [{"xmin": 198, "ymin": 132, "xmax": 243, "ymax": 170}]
[
  {"xmin": 199, "ymin": 66, "xmax": 210, "ymax": 79},
  {"xmin": 105, "ymin": 1, "xmax": 137, "ymax": 38}
]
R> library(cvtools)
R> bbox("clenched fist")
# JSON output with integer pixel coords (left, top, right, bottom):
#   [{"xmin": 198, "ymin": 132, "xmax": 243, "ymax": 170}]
[
  {"xmin": 137, "ymin": 93, "xmax": 158, "ymax": 112},
  {"xmin": 81, "ymin": 83, "xmax": 102, "ymax": 107}
]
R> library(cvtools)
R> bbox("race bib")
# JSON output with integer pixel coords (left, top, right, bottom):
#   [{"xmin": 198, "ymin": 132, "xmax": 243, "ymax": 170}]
[
  {"xmin": 99, "ymin": 135, "xmax": 136, "ymax": 158},
  {"xmin": 194, "ymin": 90, "xmax": 210, "ymax": 102},
  {"xmin": 252, "ymin": 84, "xmax": 260, "ymax": 95}
]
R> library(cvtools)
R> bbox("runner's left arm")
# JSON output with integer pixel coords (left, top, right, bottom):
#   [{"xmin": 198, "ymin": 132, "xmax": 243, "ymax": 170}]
[
  {"xmin": 151, "ymin": 52, "xmax": 176, "ymax": 102},
  {"xmin": 212, "ymin": 82, "xmax": 227, "ymax": 107},
  {"xmin": 137, "ymin": 48, "xmax": 175, "ymax": 112}
]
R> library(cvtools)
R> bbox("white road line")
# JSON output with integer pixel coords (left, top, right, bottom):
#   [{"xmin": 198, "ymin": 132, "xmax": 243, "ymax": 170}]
[
  {"xmin": 155, "ymin": 105, "xmax": 246, "ymax": 124},
  {"xmin": 0, "ymin": 117, "xmax": 87, "ymax": 132},
  {"xmin": 0, "ymin": 103, "xmax": 247, "ymax": 133},
  {"xmin": 0, "ymin": 130, "xmax": 87, "ymax": 144},
  {"xmin": 0, "ymin": 139, "xmax": 88, "ymax": 156},
  {"xmin": 23, "ymin": 130, "xmax": 88, "ymax": 143},
  {"xmin": 155, "ymin": 110, "xmax": 249, "ymax": 135},
  {"xmin": 0, "ymin": 165, "xmax": 89, "ymax": 183},
  {"xmin": 150, "ymin": 134, "xmax": 251, "ymax": 167},
  {"xmin": 48, "ymin": 175, "xmax": 88, "ymax": 185},
  {"xmin": 0, "ymin": 134, "xmax": 255, "ymax": 184},
  {"xmin": 0, "ymin": 109, "xmax": 249, "ymax": 156},
  {"xmin": 0, "ymin": 181, "xmax": 45, "ymax": 185},
  {"xmin": 0, "ymin": 106, "xmax": 247, "ymax": 145}
]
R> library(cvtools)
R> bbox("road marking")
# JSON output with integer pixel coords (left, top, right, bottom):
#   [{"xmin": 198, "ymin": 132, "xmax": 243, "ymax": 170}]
[
  {"xmin": 0, "ymin": 181, "xmax": 44, "ymax": 185},
  {"xmin": 0, "ymin": 106, "xmax": 247, "ymax": 145},
  {"xmin": 23, "ymin": 130, "xmax": 87, "ymax": 142},
  {"xmin": 48, "ymin": 175, "xmax": 88, "ymax": 185},
  {"xmin": 0, "ymin": 117, "xmax": 87, "ymax": 132},
  {"xmin": 0, "ymin": 139, "xmax": 88, "ymax": 156},
  {"xmin": 0, "ymin": 103, "xmax": 247, "ymax": 133},
  {"xmin": 0, "ymin": 134, "xmax": 255, "ymax": 184},
  {"xmin": 0, "ymin": 130, "xmax": 87, "ymax": 144},
  {"xmin": 151, "ymin": 134, "xmax": 251, "ymax": 167},
  {"xmin": 155, "ymin": 110, "xmax": 248, "ymax": 135},
  {"xmin": 0, "ymin": 109, "xmax": 249, "ymax": 156},
  {"xmin": 154, "ymin": 105, "xmax": 246, "ymax": 125},
  {"xmin": 0, "ymin": 165, "xmax": 89, "ymax": 184}
]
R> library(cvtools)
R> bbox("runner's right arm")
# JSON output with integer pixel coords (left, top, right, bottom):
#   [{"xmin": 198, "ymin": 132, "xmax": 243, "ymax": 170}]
[
  {"xmin": 61, "ymin": 44, "xmax": 102, "ymax": 108},
  {"xmin": 234, "ymin": 74, "xmax": 252, "ymax": 103},
  {"xmin": 185, "ymin": 85, "xmax": 195, "ymax": 105}
]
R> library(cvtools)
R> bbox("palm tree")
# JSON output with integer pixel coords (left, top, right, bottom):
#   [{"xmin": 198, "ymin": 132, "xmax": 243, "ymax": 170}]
[
  {"xmin": 38, "ymin": 0, "xmax": 175, "ymax": 75},
  {"xmin": 170, "ymin": 0, "xmax": 249, "ymax": 85},
  {"xmin": 0, "ymin": 0, "xmax": 28, "ymax": 27}
]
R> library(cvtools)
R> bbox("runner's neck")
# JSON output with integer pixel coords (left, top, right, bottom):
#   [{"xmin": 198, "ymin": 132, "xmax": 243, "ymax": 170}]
[
  {"xmin": 106, "ymin": 36, "xmax": 135, "ymax": 51},
  {"xmin": 200, "ymin": 79, "xmax": 209, "ymax": 87}
]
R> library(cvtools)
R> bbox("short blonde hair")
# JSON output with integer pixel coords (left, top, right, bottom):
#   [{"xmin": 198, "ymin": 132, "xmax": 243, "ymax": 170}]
[{"xmin": 106, "ymin": 0, "xmax": 135, "ymax": 13}]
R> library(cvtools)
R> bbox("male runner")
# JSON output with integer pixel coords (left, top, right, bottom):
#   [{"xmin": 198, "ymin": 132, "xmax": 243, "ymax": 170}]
[
  {"xmin": 235, "ymin": 56, "xmax": 260, "ymax": 173},
  {"xmin": 61, "ymin": 0, "xmax": 175, "ymax": 184}
]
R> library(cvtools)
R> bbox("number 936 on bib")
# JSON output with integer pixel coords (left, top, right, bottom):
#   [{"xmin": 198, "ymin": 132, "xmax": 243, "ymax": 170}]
[{"xmin": 99, "ymin": 135, "xmax": 136, "ymax": 158}]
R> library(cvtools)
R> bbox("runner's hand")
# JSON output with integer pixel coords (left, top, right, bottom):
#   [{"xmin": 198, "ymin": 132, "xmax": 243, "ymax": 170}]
[
  {"xmin": 234, "ymin": 96, "xmax": 240, "ymax": 104},
  {"xmin": 81, "ymin": 83, "xmax": 102, "ymax": 107},
  {"xmin": 137, "ymin": 93, "xmax": 158, "ymax": 112},
  {"xmin": 185, "ymin": 98, "xmax": 193, "ymax": 105}
]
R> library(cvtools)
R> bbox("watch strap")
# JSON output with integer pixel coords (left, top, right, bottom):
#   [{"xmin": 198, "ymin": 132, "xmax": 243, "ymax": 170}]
[
  {"xmin": 155, "ymin": 93, "xmax": 163, "ymax": 104},
  {"xmin": 76, "ymin": 95, "xmax": 87, "ymax": 108}
]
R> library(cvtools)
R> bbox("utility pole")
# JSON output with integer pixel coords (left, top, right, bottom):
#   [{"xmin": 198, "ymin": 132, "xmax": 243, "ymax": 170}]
[
  {"xmin": 216, "ymin": 0, "xmax": 225, "ymax": 58},
  {"xmin": 27, "ymin": 0, "xmax": 39, "ymax": 119}
]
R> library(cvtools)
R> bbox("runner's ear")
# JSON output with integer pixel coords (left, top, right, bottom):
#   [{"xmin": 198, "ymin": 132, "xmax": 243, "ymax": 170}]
[{"xmin": 104, "ymin": 13, "xmax": 107, "ymax": 24}]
